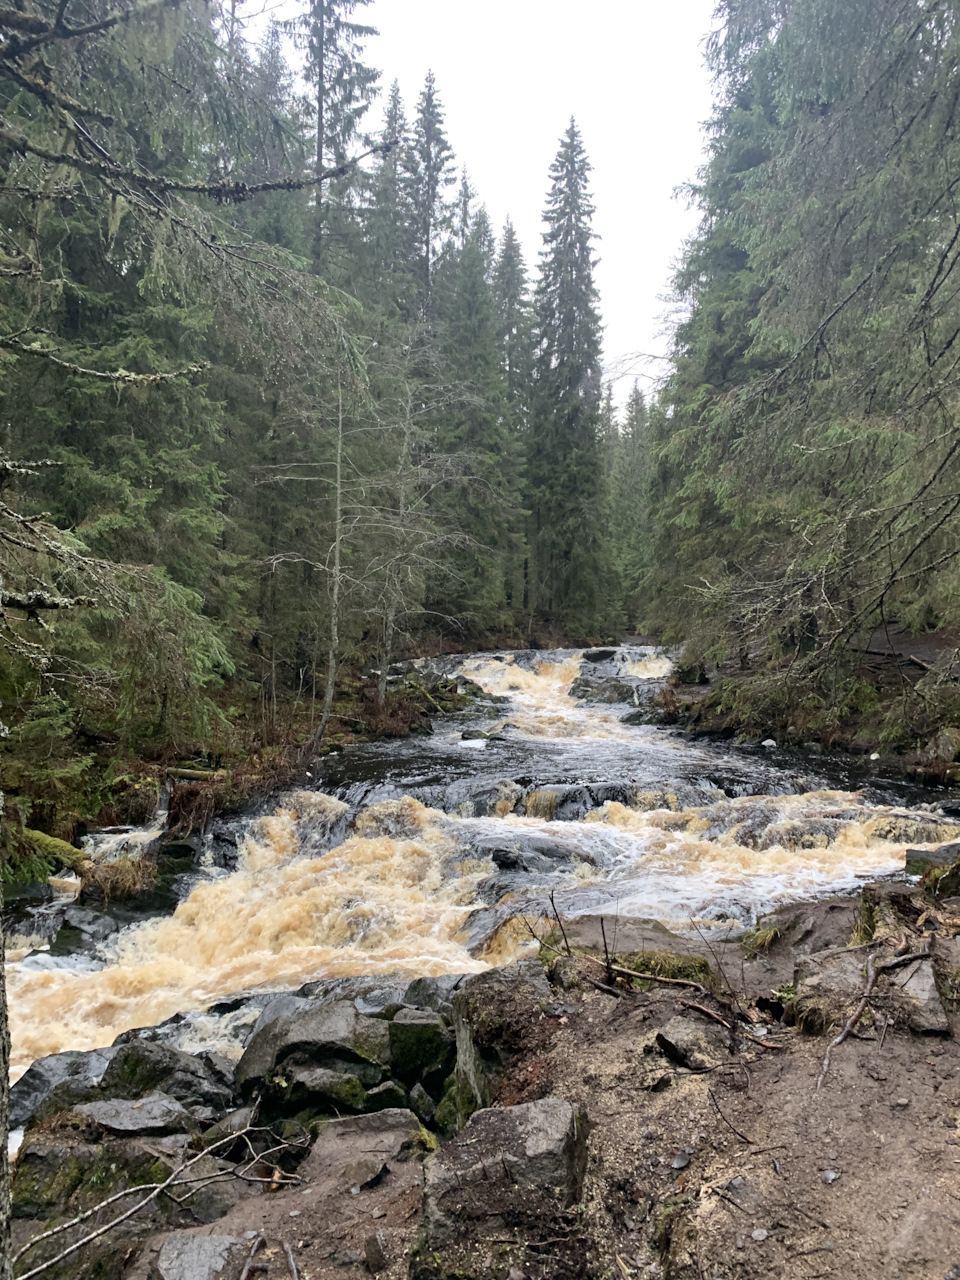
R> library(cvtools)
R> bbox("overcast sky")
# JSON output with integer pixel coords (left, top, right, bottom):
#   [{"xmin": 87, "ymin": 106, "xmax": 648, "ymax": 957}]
[{"xmin": 365, "ymin": 0, "xmax": 719, "ymax": 402}]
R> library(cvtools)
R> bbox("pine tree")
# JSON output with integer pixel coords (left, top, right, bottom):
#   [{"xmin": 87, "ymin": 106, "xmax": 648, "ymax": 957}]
[
  {"xmin": 529, "ymin": 120, "xmax": 615, "ymax": 632},
  {"xmin": 407, "ymin": 71, "xmax": 456, "ymax": 317}
]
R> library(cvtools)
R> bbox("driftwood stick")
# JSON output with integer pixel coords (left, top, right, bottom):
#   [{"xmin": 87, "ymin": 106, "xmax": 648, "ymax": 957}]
[{"xmin": 817, "ymin": 947, "xmax": 930, "ymax": 1088}]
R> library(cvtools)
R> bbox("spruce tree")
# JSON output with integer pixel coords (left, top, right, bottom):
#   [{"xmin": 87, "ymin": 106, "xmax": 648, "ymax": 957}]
[
  {"xmin": 363, "ymin": 80, "xmax": 416, "ymax": 316},
  {"xmin": 529, "ymin": 120, "xmax": 614, "ymax": 632},
  {"xmin": 493, "ymin": 219, "xmax": 535, "ymax": 437},
  {"xmin": 287, "ymin": 0, "xmax": 380, "ymax": 271},
  {"xmin": 407, "ymin": 71, "xmax": 456, "ymax": 317}
]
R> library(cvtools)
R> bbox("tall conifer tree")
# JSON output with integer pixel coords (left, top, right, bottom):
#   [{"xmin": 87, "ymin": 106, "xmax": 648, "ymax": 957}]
[
  {"xmin": 288, "ymin": 0, "xmax": 379, "ymax": 270},
  {"xmin": 493, "ymin": 219, "xmax": 535, "ymax": 437},
  {"xmin": 407, "ymin": 71, "xmax": 456, "ymax": 317},
  {"xmin": 529, "ymin": 120, "xmax": 613, "ymax": 630}
]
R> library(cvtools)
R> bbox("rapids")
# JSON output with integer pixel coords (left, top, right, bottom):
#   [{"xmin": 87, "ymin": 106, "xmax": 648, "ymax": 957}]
[{"xmin": 7, "ymin": 646, "xmax": 960, "ymax": 1080}]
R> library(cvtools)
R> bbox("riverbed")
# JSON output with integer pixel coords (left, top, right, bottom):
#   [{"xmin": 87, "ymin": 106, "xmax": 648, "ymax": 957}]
[{"xmin": 7, "ymin": 646, "xmax": 959, "ymax": 1079}]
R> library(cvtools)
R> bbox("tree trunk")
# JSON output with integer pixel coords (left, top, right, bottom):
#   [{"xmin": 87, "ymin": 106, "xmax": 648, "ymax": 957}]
[{"xmin": 313, "ymin": 0, "xmax": 326, "ymax": 269}]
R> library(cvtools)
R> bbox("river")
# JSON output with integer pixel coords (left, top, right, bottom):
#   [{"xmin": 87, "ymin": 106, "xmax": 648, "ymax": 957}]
[{"xmin": 7, "ymin": 646, "xmax": 959, "ymax": 1080}]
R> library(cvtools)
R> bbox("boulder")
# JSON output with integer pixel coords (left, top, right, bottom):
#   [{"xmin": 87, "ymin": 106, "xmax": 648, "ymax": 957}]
[
  {"xmin": 278, "ymin": 1061, "xmax": 371, "ymax": 1112},
  {"xmin": 442, "ymin": 960, "xmax": 553, "ymax": 1132},
  {"xmin": 100, "ymin": 1041, "xmax": 234, "ymax": 1116},
  {"xmin": 10, "ymin": 1046, "xmax": 118, "ymax": 1129},
  {"xmin": 410, "ymin": 1098, "xmax": 589, "ymax": 1280},
  {"xmin": 888, "ymin": 957, "xmax": 950, "ymax": 1034},
  {"xmin": 401, "ymin": 974, "xmax": 469, "ymax": 1019},
  {"xmin": 150, "ymin": 1235, "xmax": 247, "ymax": 1280},
  {"xmin": 74, "ymin": 1091, "xmax": 200, "ymax": 1135},
  {"xmin": 235, "ymin": 1000, "xmax": 390, "ymax": 1092},
  {"xmin": 794, "ymin": 943, "xmax": 950, "ymax": 1034},
  {"xmin": 922, "ymin": 728, "xmax": 960, "ymax": 766},
  {"xmin": 388, "ymin": 1007, "xmax": 454, "ymax": 1091},
  {"xmin": 656, "ymin": 1016, "xmax": 730, "ymax": 1071},
  {"xmin": 299, "ymin": 1108, "xmax": 430, "ymax": 1184}
]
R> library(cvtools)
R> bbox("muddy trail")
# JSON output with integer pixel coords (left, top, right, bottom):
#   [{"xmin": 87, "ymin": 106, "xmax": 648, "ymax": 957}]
[{"xmin": 8, "ymin": 647, "xmax": 960, "ymax": 1280}]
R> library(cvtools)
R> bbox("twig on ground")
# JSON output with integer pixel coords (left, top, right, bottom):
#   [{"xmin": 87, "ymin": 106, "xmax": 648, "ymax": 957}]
[
  {"xmin": 580, "ymin": 952, "xmax": 707, "ymax": 992},
  {"xmin": 283, "ymin": 1242, "xmax": 301, "ymax": 1280},
  {"xmin": 817, "ymin": 945, "xmax": 930, "ymax": 1088},
  {"xmin": 682, "ymin": 1001, "xmax": 732, "ymax": 1028},
  {"xmin": 239, "ymin": 1237, "xmax": 267, "ymax": 1280},
  {"xmin": 708, "ymin": 1089, "xmax": 754, "ymax": 1143},
  {"xmin": 584, "ymin": 975, "xmax": 622, "ymax": 998}
]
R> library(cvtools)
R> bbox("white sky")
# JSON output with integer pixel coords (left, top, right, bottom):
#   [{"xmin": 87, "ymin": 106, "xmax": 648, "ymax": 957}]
[{"xmin": 366, "ymin": 0, "xmax": 719, "ymax": 402}]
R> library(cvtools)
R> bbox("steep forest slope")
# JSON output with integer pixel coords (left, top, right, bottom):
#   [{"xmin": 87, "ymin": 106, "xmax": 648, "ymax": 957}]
[{"xmin": 640, "ymin": 0, "xmax": 960, "ymax": 751}]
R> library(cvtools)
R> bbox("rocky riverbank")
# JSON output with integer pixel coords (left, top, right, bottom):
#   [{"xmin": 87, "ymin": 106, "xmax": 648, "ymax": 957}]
[{"xmin": 12, "ymin": 839, "xmax": 960, "ymax": 1280}]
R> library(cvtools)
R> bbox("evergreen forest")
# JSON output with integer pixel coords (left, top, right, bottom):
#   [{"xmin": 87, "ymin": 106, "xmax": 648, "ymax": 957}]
[{"xmin": 2, "ymin": 0, "xmax": 960, "ymax": 865}]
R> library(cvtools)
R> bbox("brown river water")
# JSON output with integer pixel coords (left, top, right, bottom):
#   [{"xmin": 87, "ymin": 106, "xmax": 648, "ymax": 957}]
[{"xmin": 7, "ymin": 647, "xmax": 959, "ymax": 1081}]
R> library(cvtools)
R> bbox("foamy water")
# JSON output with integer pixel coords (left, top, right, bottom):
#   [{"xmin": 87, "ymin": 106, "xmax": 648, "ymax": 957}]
[{"xmin": 7, "ymin": 647, "xmax": 957, "ymax": 1078}]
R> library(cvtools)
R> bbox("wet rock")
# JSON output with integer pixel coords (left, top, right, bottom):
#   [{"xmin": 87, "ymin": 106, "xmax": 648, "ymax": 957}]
[
  {"xmin": 905, "ymin": 843, "xmax": 960, "ymax": 876},
  {"xmin": 235, "ymin": 1000, "xmax": 390, "ymax": 1092},
  {"xmin": 655, "ymin": 1016, "xmax": 730, "ymax": 1071},
  {"xmin": 62, "ymin": 906, "xmax": 119, "ymax": 941},
  {"xmin": 402, "ymin": 974, "xmax": 469, "ymax": 1019},
  {"xmin": 101, "ymin": 1041, "xmax": 234, "ymax": 1115},
  {"xmin": 74, "ymin": 1091, "xmax": 200, "ymax": 1135},
  {"xmin": 151, "ymin": 1235, "xmax": 247, "ymax": 1280},
  {"xmin": 388, "ymin": 1007, "xmax": 454, "ymax": 1091},
  {"xmin": 410, "ymin": 1098, "xmax": 589, "ymax": 1280},
  {"xmin": 550, "ymin": 954, "xmax": 581, "ymax": 990},
  {"xmin": 10, "ymin": 1046, "xmax": 118, "ymax": 1129},
  {"xmin": 295, "ymin": 975, "xmax": 409, "ymax": 1019},
  {"xmin": 443, "ymin": 960, "xmax": 553, "ymax": 1132},
  {"xmin": 569, "ymin": 674, "xmax": 639, "ymax": 704}
]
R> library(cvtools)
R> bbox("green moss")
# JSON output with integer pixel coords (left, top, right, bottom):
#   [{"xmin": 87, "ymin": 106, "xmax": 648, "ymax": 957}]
[{"xmin": 615, "ymin": 950, "xmax": 712, "ymax": 988}]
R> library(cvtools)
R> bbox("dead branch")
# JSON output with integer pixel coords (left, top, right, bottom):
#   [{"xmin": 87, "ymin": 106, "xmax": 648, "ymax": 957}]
[{"xmin": 681, "ymin": 1001, "xmax": 731, "ymax": 1028}]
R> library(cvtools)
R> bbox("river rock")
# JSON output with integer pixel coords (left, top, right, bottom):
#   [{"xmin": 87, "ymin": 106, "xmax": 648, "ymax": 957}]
[
  {"xmin": 410, "ymin": 1098, "xmax": 589, "ymax": 1280},
  {"xmin": 388, "ymin": 1007, "xmax": 454, "ymax": 1091},
  {"xmin": 151, "ymin": 1235, "xmax": 247, "ymax": 1280},
  {"xmin": 656, "ymin": 1015, "xmax": 730, "ymax": 1071},
  {"xmin": 10, "ymin": 1046, "xmax": 118, "ymax": 1129},
  {"xmin": 101, "ymin": 1041, "xmax": 234, "ymax": 1115},
  {"xmin": 74, "ymin": 1091, "xmax": 201, "ymax": 1135},
  {"xmin": 235, "ymin": 999, "xmax": 390, "ymax": 1092},
  {"xmin": 439, "ymin": 960, "xmax": 553, "ymax": 1133}
]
